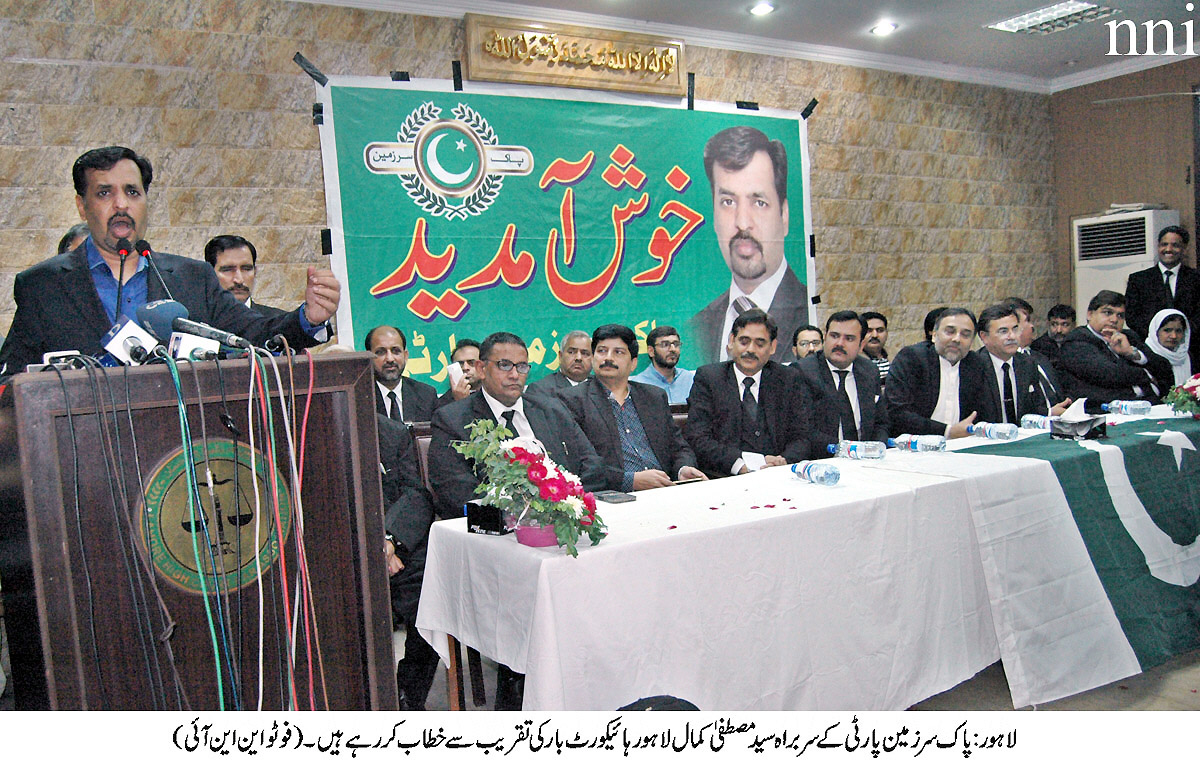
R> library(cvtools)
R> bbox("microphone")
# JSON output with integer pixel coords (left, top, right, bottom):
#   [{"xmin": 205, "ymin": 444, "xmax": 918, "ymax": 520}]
[
  {"xmin": 102, "ymin": 314, "xmax": 160, "ymax": 365},
  {"xmin": 134, "ymin": 239, "xmax": 176, "ymax": 302},
  {"xmin": 114, "ymin": 237, "xmax": 133, "ymax": 323},
  {"xmin": 137, "ymin": 299, "xmax": 252, "ymax": 350}
]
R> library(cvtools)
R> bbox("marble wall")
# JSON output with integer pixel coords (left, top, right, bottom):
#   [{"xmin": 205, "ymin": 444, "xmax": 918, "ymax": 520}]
[{"xmin": 0, "ymin": 0, "xmax": 1057, "ymax": 348}]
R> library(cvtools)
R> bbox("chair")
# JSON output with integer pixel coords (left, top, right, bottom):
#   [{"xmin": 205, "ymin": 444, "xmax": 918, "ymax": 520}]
[{"xmin": 408, "ymin": 422, "xmax": 487, "ymax": 709}]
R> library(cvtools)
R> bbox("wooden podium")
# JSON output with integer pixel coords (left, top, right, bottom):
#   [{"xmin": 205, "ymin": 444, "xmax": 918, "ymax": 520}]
[{"xmin": 0, "ymin": 353, "xmax": 397, "ymax": 710}]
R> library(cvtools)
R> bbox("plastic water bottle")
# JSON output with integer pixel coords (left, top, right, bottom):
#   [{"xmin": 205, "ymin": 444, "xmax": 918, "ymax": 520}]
[
  {"xmin": 791, "ymin": 461, "xmax": 840, "ymax": 486},
  {"xmin": 968, "ymin": 423, "xmax": 1020, "ymax": 440},
  {"xmin": 889, "ymin": 434, "xmax": 947, "ymax": 452},
  {"xmin": 1020, "ymin": 414, "xmax": 1051, "ymax": 430},
  {"xmin": 827, "ymin": 441, "xmax": 886, "ymax": 459},
  {"xmin": 1101, "ymin": 400, "xmax": 1152, "ymax": 416}
]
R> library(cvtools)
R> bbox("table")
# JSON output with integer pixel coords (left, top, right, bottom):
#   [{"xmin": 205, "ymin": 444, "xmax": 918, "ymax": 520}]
[
  {"xmin": 418, "ymin": 453, "xmax": 1009, "ymax": 710},
  {"xmin": 417, "ymin": 409, "xmax": 1200, "ymax": 709}
]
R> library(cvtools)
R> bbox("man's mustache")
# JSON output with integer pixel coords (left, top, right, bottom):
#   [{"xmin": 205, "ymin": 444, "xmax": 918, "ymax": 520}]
[
  {"xmin": 599, "ymin": 362, "xmax": 618, "ymax": 369},
  {"xmin": 728, "ymin": 230, "xmax": 762, "ymax": 253}
]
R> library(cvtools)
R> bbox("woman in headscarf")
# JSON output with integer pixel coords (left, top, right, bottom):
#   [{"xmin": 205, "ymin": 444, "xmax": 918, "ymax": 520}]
[{"xmin": 1145, "ymin": 308, "xmax": 1192, "ymax": 392}]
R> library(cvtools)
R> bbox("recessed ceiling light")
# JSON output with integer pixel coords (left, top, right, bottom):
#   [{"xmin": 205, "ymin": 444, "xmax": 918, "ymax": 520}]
[
  {"xmin": 987, "ymin": 2, "xmax": 1119, "ymax": 35},
  {"xmin": 870, "ymin": 21, "xmax": 897, "ymax": 37},
  {"xmin": 749, "ymin": 2, "xmax": 775, "ymax": 16}
]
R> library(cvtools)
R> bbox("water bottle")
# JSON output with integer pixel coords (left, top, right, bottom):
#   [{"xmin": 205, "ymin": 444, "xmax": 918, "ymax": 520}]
[
  {"xmin": 968, "ymin": 423, "xmax": 1020, "ymax": 440},
  {"xmin": 827, "ymin": 441, "xmax": 886, "ymax": 459},
  {"xmin": 889, "ymin": 434, "xmax": 947, "ymax": 452},
  {"xmin": 791, "ymin": 460, "xmax": 840, "ymax": 486},
  {"xmin": 1101, "ymin": 400, "xmax": 1152, "ymax": 416},
  {"xmin": 1020, "ymin": 414, "xmax": 1051, "ymax": 430}
]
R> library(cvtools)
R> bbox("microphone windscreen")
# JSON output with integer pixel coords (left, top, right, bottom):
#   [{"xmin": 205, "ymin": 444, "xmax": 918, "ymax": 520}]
[
  {"xmin": 134, "ymin": 239, "xmax": 152, "ymax": 256},
  {"xmin": 138, "ymin": 299, "xmax": 189, "ymax": 341},
  {"xmin": 116, "ymin": 238, "xmax": 133, "ymax": 256}
]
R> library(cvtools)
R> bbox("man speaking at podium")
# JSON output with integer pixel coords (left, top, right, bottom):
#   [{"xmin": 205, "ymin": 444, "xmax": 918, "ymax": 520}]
[{"xmin": 0, "ymin": 146, "xmax": 340, "ymax": 379}]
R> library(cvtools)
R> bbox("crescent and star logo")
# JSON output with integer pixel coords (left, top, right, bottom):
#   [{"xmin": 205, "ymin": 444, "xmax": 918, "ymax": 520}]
[
  {"xmin": 364, "ymin": 101, "xmax": 533, "ymax": 220},
  {"xmin": 140, "ymin": 440, "xmax": 293, "ymax": 594}
]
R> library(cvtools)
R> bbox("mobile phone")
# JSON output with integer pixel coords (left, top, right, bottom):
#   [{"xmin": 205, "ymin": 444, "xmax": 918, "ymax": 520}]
[{"xmin": 447, "ymin": 361, "xmax": 465, "ymax": 386}]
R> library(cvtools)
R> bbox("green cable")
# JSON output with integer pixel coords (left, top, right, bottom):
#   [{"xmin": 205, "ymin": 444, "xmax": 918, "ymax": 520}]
[{"xmin": 165, "ymin": 357, "xmax": 225, "ymax": 710}]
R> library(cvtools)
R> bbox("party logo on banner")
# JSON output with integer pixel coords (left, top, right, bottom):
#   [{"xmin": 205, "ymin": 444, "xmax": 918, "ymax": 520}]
[{"xmin": 364, "ymin": 101, "xmax": 534, "ymax": 220}]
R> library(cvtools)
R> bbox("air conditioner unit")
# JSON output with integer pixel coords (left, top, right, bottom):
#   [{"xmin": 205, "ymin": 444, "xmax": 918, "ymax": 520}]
[{"xmin": 1072, "ymin": 208, "xmax": 1179, "ymax": 319}]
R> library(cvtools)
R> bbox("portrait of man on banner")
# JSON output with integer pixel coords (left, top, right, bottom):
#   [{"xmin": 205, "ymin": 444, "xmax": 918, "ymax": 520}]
[{"xmin": 690, "ymin": 125, "xmax": 809, "ymax": 365}]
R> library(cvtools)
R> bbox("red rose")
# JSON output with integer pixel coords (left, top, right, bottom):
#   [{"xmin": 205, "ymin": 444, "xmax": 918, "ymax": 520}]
[
  {"xmin": 509, "ymin": 447, "xmax": 538, "ymax": 464},
  {"xmin": 583, "ymin": 492, "xmax": 596, "ymax": 512},
  {"xmin": 580, "ymin": 514, "xmax": 593, "ymax": 526},
  {"xmin": 527, "ymin": 461, "xmax": 549, "ymax": 483},
  {"xmin": 539, "ymin": 477, "xmax": 568, "ymax": 502}
]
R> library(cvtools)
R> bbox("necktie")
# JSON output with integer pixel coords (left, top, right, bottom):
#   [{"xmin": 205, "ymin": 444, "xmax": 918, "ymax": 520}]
[
  {"xmin": 501, "ymin": 409, "xmax": 517, "ymax": 434},
  {"xmin": 741, "ymin": 377, "xmax": 758, "ymax": 423},
  {"xmin": 835, "ymin": 370, "xmax": 858, "ymax": 440},
  {"xmin": 1164, "ymin": 269, "xmax": 1174, "ymax": 303},
  {"xmin": 1002, "ymin": 362, "xmax": 1017, "ymax": 424},
  {"xmin": 387, "ymin": 390, "xmax": 401, "ymax": 422}
]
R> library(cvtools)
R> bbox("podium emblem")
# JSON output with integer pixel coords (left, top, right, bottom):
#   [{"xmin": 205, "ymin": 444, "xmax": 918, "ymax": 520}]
[{"xmin": 140, "ymin": 440, "xmax": 293, "ymax": 594}]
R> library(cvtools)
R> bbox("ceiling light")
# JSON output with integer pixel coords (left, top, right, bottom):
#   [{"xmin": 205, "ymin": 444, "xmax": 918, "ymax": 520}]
[
  {"xmin": 870, "ymin": 21, "xmax": 897, "ymax": 37},
  {"xmin": 749, "ymin": 2, "xmax": 774, "ymax": 16},
  {"xmin": 987, "ymin": 2, "xmax": 1119, "ymax": 35}
]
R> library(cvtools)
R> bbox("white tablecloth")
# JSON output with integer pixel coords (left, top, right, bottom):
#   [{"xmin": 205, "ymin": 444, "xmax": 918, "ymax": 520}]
[{"xmin": 417, "ymin": 452, "xmax": 1033, "ymax": 710}]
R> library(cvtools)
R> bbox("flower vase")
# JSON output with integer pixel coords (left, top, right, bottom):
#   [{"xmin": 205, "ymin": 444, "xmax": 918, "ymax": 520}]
[{"xmin": 514, "ymin": 522, "xmax": 558, "ymax": 548}]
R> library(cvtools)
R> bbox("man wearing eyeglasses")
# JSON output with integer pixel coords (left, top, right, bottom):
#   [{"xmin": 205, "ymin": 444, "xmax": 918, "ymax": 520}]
[
  {"xmin": 428, "ymin": 331, "xmax": 606, "ymax": 520},
  {"xmin": 790, "ymin": 324, "xmax": 823, "ymax": 364},
  {"xmin": 631, "ymin": 325, "xmax": 695, "ymax": 404},
  {"xmin": 427, "ymin": 330, "xmax": 606, "ymax": 711}
]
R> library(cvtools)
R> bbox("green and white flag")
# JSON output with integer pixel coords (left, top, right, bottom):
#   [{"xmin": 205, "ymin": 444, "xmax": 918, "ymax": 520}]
[{"xmin": 965, "ymin": 418, "xmax": 1200, "ymax": 706}]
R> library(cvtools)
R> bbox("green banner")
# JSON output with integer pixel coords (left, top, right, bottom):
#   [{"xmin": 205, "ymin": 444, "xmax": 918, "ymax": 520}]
[{"xmin": 319, "ymin": 80, "xmax": 812, "ymax": 388}]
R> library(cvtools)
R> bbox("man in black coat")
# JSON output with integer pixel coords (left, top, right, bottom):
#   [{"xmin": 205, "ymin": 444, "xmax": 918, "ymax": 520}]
[
  {"xmin": 795, "ymin": 310, "xmax": 889, "ymax": 456},
  {"xmin": 427, "ymin": 331, "xmax": 606, "ymax": 520},
  {"xmin": 883, "ymin": 307, "xmax": 992, "ymax": 438},
  {"xmin": 559, "ymin": 324, "xmax": 705, "ymax": 492},
  {"xmin": 1125, "ymin": 224, "xmax": 1200, "ymax": 363},
  {"xmin": 0, "ymin": 146, "xmax": 339, "ymax": 379},
  {"xmin": 974, "ymin": 303, "xmax": 1054, "ymax": 424},
  {"xmin": 376, "ymin": 414, "xmax": 438, "ymax": 711},
  {"xmin": 685, "ymin": 309, "xmax": 814, "ymax": 478},
  {"xmin": 526, "ymin": 330, "xmax": 592, "ymax": 397},
  {"xmin": 1058, "ymin": 290, "xmax": 1169, "ymax": 413},
  {"xmin": 427, "ymin": 331, "xmax": 605, "ymax": 711},
  {"xmin": 688, "ymin": 126, "xmax": 809, "ymax": 365},
  {"xmin": 203, "ymin": 234, "xmax": 289, "ymax": 319},
  {"xmin": 366, "ymin": 325, "xmax": 437, "ymax": 423}
]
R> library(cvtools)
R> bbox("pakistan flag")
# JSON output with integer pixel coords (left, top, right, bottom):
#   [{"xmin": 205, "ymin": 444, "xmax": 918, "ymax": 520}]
[{"xmin": 967, "ymin": 417, "xmax": 1200, "ymax": 703}]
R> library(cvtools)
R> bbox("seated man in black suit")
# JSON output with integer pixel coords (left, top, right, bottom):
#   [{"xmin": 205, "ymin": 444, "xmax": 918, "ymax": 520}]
[
  {"xmin": 1058, "ymin": 290, "xmax": 1169, "ymax": 413},
  {"xmin": 1003, "ymin": 296, "xmax": 1067, "ymax": 410},
  {"xmin": 560, "ymin": 324, "xmax": 706, "ymax": 491},
  {"xmin": 428, "ymin": 331, "xmax": 605, "ymax": 710},
  {"xmin": 883, "ymin": 307, "xmax": 990, "ymax": 439},
  {"xmin": 974, "ymin": 303, "xmax": 1059, "ymax": 425},
  {"xmin": 376, "ymin": 414, "xmax": 438, "ymax": 711},
  {"xmin": 203, "ymin": 234, "xmax": 287, "ymax": 318},
  {"xmin": 795, "ymin": 310, "xmax": 888, "ymax": 455},
  {"xmin": 684, "ymin": 308, "xmax": 813, "ymax": 477},
  {"xmin": 429, "ymin": 331, "xmax": 607, "ymax": 518},
  {"xmin": 527, "ymin": 329, "xmax": 592, "ymax": 396},
  {"xmin": 367, "ymin": 325, "xmax": 437, "ymax": 423},
  {"xmin": 434, "ymin": 338, "xmax": 482, "ymax": 411},
  {"xmin": 1125, "ymin": 225, "xmax": 1200, "ymax": 364},
  {"xmin": 1030, "ymin": 303, "xmax": 1075, "ymax": 367},
  {"xmin": 0, "ymin": 146, "xmax": 339, "ymax": 379}
]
